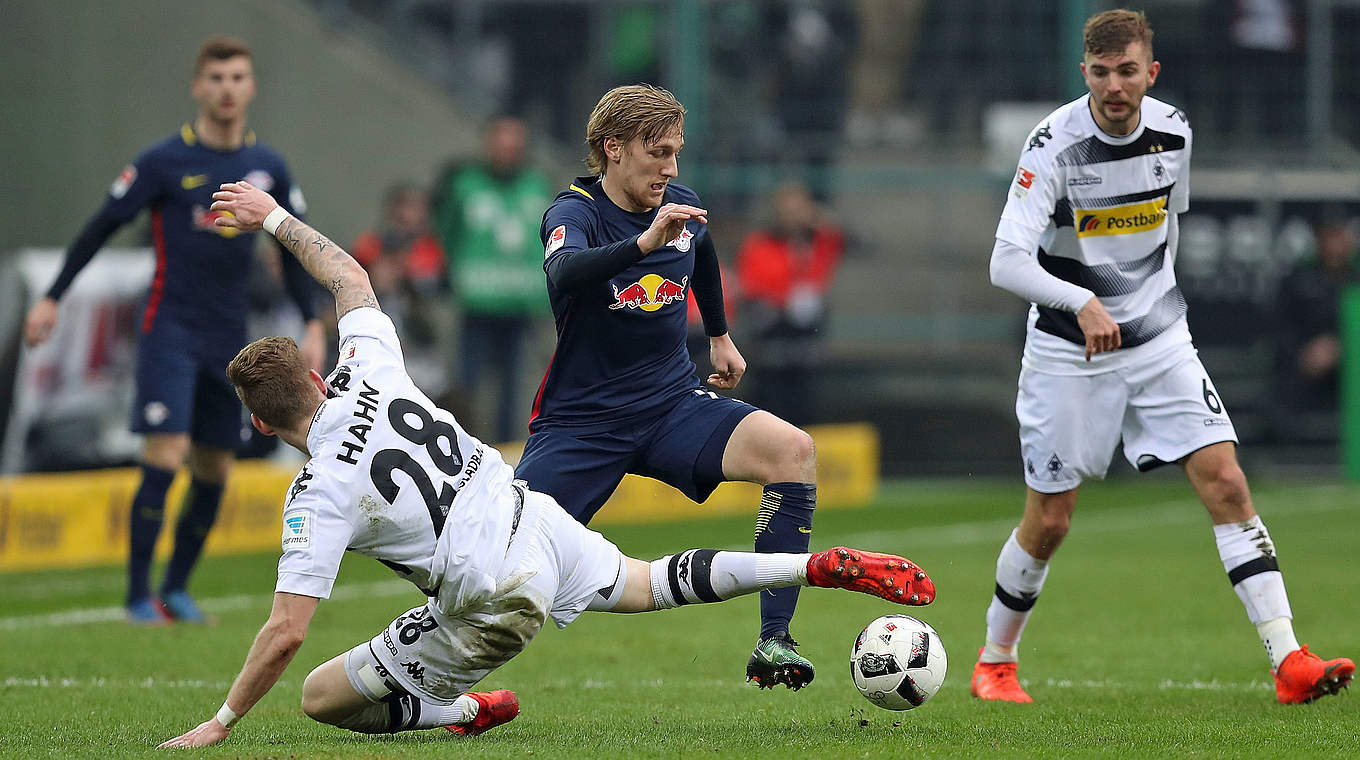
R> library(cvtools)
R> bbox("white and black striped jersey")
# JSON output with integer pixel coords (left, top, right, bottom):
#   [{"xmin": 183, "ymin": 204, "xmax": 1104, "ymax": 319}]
[
  {"xmin": 997, "ymin": 93, "xmax": 1195, "ymax": 373},
  {"xmin": 275, "ymin": 308, "xmax": 522, "ymax": 616}
]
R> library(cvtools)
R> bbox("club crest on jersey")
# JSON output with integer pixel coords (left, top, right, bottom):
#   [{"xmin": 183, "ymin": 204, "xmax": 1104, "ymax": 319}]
[
  {"xmin": 545, "ymin": 225, "xmax": 566, "ymax": 259},
  {"xmin": 608, "ymin": 273, "xmax": 689, "ymax": 312},
  {"xmin": 243, "ymin": 170, "xmax": 275, "ymax": 191},
  {"xmin": 110, "ymin": 165, "xmax": 137, "ymax": 199},
  {"xmin": 192, "ymin": 205, "xmax": 241, "ymax": 238},
  {"xmin": 1074, "ymin": 198, "xmax": 1167, "ymax": 238},
  {"xmin": 667, "ymin": 227, "xmax": 695, "ymax": 252},
  {"xmin": 282, "ymin": 511, "xmax": 311, "ymax": 549}
]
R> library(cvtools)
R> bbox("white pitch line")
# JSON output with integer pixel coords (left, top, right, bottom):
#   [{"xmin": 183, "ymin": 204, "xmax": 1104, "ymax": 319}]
[{"xmin": 0, "ymin": 579, "xmax": 414, "ymax": 632}]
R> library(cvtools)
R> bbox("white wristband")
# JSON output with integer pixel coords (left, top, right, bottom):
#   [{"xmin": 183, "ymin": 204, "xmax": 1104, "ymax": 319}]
[
  {"xmin": 214, "ymin": 701, "xmax": 241, "ymax": 729},
  {"xmin": 262, "ymin": 206, "xmax": 291, "ymax": 236}
]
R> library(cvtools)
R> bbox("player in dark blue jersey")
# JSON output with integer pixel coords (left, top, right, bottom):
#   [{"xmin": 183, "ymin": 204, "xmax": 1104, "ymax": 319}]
[
  {"xmin": 23, "ymin": 37, "xmax": 323, "ymax": 625},
  {"xmin": 519, "ymin": 84, "xmax": 830, "ymax": 691}
]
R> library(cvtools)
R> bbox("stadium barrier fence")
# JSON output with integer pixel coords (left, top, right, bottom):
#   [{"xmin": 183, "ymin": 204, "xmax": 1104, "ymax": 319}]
[{"xmin": 0, "ymin": 423, "xmax": 878, "ymax": 572}]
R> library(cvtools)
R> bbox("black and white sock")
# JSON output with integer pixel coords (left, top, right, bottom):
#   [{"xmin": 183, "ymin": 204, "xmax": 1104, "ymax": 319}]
[
  {"xmin": 1214, "ymin": 516, "xmax": 1298, "ymax": 668},
  {"xmin": 648, "ymin": 549, "xmax": 808, "ymax": 610},
  {"xmin": 981, "ymin": 529, "xmax": 1049, "ymax": 664}
]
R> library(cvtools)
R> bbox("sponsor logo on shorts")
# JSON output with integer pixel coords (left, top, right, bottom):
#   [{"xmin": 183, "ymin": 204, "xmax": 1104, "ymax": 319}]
[
  {"xmin": 1074, "ymin": 198, "xmax": 1167, "ymax": 238},
  {"xmin": 1203, "ymin": 418, "xmax": 1232, "ymax": 426},
  {"xmin": 401, "ymin": 660, "xmax": 426, "ymax": 684},
  {"xmin": 143, "ymin": 402, "xmax": 169, "ymax": 426}
]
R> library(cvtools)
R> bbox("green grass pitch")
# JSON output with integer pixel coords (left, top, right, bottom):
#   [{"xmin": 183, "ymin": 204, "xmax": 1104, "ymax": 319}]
[{"xmin": 1, "ymin": 476, "xmax": 1355, "ymax": 759}]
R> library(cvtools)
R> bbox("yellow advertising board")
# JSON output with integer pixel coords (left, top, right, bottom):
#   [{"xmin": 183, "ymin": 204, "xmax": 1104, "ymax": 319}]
[{"xmin": 0, "ymin": 423, "xmax": 877, "ymax": 573}]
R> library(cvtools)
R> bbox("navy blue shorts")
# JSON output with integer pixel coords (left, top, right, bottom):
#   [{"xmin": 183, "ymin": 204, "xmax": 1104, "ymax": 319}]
[
  {"xmin": 516, "ymin": 389, "xmax": 759, "ymax": 523},
  {"xmin": 130, "ymin": 320, "xmax": 245, "ymax": 450}
]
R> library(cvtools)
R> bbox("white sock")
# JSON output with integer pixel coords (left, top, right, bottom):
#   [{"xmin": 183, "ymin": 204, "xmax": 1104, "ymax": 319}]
[
  {"xmin": 1257, "ymin": 617, "xmax": 1301, "ymax": 670},
  {"xmin": 650, "ymin": 550, "xmax": 807, "ymax": 608},
  {"xmin": 981, "ymin": 529, "xmax": 1049, "ymax": 663},
  {"xmin": 1213, "ymin": 516, "xmax": 1296, "ymax": 667}
]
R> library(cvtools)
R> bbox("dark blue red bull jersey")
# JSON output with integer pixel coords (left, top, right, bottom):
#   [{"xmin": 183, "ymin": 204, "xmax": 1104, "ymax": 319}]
[
  {"xmin": 46, "ymin": 123, "xmax": 315, "ymax": 334},
  {"xmin": 532, "ymin": 176, "xmax": 729, "ymax": 433}
]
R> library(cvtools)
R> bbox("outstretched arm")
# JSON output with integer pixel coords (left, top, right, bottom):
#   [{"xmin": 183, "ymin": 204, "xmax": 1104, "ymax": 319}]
[
  {"xmin": 210, "ymin": 181, "xmax": 379, "ymax": 320},
  {"xmin": 158, "ymin": 592, "xmax": 318, "ymax": 748}
]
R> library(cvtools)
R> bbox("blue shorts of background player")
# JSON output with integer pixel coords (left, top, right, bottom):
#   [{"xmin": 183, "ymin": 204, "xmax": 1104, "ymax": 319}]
[{"xmin": 132, "ymin": 320, "xmax": 245, "ymax": 449}]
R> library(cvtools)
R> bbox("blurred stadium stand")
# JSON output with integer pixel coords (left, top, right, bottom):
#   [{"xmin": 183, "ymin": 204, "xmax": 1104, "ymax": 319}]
[{"xmin": 5, "ymin": 0, "xmax": 1360, "ymax": 476}]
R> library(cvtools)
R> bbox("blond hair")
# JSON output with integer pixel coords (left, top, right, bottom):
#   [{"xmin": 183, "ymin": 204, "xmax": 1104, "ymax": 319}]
[
  {"xmin": 584, "ymin": 84, "xmax": 686, "ymax": 175},
  {"xmin": 1084, "ymin": 9, "xmax": 1154, "ymax": 59},
  {"xmin": 225, "ymin": 337, "xmax": 316, "ymax": 429}
]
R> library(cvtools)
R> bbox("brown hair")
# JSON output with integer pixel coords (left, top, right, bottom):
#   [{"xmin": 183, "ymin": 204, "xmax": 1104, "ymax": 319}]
[
  {"xmin": 585, "ymin": 84, "xmax": 686, "ymax": 175},
  {"xmin": 1083, "ymin": 9, "xmax": 1153, "ymax": 59},
  {"xmin": 225, "ymin": 337, "xmax": 317, "ymax": 429},
  {"xmin": 195, "ymin": 36, "xmax": 252, "ymax": 75}
]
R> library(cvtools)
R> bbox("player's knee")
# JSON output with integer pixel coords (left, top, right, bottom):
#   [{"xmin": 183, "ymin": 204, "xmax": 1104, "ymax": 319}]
[
  {"xmin": 1202, "ymin": 461, "xmax": 1250, "ymax": 509},
  {"xmin": 774, "ymin": 427, "xmax": 816, "ymax": 482}
]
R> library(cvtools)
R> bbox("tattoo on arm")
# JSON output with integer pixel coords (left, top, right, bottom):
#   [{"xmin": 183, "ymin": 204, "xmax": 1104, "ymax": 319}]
[{"xmin": 273, "ymin": 216, "xmax": 380, "ymax": 318}]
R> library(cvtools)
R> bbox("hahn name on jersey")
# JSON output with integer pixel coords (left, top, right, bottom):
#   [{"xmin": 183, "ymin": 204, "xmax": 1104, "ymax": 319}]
[{"xmin": 276, "ymin": 308, "xmax": 521, "ymax": 615}]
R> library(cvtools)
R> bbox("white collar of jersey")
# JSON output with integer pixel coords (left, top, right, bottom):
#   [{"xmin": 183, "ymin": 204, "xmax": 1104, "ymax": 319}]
[{"xmin": 1082, "ymin": 93, "xmax": 1146, "ymax": 146}]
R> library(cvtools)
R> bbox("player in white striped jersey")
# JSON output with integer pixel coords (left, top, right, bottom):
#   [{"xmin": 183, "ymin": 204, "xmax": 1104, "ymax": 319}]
[
  {"xmin": 156, "ymin": 181, "xmax": 937, "ymax": 748},
  {"xmin": 971, "ymin": 9, "xmax": 1352, "ymax": 706}
]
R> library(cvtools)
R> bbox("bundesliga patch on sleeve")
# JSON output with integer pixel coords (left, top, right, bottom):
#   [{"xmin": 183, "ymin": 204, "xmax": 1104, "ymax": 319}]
[
  {"xmin": 545, "ymin": 225, "xmax": 566, "ymax": 259},
  {"xmin": 110, "ymin": 165, "xmax": 137, "ymax": 199},
  {"xmin": 1011, "ymin": 166, "xmax": 1037, "ymax": 199},
  {"xmin": 282, "ymin": 510, "xmax": 312, "ymax": 550}
]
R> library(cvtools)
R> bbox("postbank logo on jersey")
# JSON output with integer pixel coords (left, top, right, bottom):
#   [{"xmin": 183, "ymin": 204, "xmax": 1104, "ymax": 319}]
[
  {"xmin": 1074, "ymin": 198, "xmax": 1167, "ymax": 238},
  {"xmin": 608, "ymin": 273, "xmax": 689, "ymax": 312}
]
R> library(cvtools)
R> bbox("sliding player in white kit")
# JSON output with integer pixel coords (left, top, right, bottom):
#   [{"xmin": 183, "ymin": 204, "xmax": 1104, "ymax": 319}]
[
  {"xmin": 969, "ymin": 9, "xmax": 1352, "ymax": 706},
  {"xmin": 156, "ymin": 180, "xmax": 936, "ymax": 748}
]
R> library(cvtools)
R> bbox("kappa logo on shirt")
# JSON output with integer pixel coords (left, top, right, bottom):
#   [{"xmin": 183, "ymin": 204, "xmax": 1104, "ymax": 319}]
[
  {"xmin": 545, "ymin": 225, "xmax": 566, "ymax": 259},
  {"xmin": 282, "ymin": 511, "xmax": 311, "ymax": 550}
]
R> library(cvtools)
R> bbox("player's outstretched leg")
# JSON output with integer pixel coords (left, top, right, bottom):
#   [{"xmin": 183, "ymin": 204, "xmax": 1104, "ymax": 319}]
[
  {"xmin": 625, "ymin": 547, "xmax": 934, "ymax": 691},
  {"xmin": 1273, "ymin": 646, "xmax": 1355, "ymax": 704}
]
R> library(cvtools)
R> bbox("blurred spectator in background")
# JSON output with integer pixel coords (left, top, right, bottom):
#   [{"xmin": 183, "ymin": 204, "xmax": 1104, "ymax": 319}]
[
  {"xmin": 433, "ymin": 116, "xmax": 552, "ymax": 442},
  {"xmin": 735, "ymin": 181, "xmax": 844, "ymax": 425},
  {"xmin": 765, "ymin": 0, "xmax": 856, "ymax": 201},
  {"xmin": 351, "ymin": 183, "xmax": 446, "ymax": 335},
  {"xmin": 1273, "ymin": 205, "xmax": 1359, "ymax": 439}
]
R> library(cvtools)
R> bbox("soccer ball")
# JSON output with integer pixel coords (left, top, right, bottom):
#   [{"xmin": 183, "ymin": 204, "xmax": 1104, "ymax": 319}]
[{"xmin": 850, "ymin": 614, "xmax": 947, "ymax": 710}]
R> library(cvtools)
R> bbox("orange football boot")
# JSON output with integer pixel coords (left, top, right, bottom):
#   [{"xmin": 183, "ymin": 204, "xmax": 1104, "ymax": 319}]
[
  {"xmin": 1273, "ymin": 645, "xmax": 1354, "ymax": 704},
  {"xmin": 806, "ymin": 547, "xmax": 934, "ymax": 604},
  {"xmin": 971, "ymin": 650, "xmax": 1034, "ymax": 703},
  {"xmin": 445, "ymin": 689, "xmax": 519, "ymax": 736}
]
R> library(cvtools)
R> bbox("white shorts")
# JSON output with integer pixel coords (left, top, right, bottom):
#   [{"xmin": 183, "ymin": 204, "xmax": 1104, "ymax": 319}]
[
  {"xmin": 1016, "ymin": 350, "xmax": 1238, "ymax": 493},
  {"xmin": 366, "ymin": 488, "xmax": 626, "ymax": 703}
]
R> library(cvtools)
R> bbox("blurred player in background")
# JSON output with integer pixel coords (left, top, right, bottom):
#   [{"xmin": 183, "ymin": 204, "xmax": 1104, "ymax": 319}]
[
  {"xmin": 155, "ymin": 180, "xmax": 934, "ymax": 748},
  {"xmin": 22, "ymin": 37, "xmax": 323, "ymax": 625},
  {"xmin": 518, "ymin": 84, "xmax": 828, "ymax": 691},
  {"xmin": 973, "ymin": 9, "xmax": 1353, "ymax": 705}
]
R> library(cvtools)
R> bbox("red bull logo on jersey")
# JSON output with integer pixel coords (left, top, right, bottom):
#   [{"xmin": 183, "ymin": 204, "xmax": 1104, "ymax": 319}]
[
  {"xmin": 608, "ymin": 274, "xmax": 689, "ymax": 312},
  {"xmin": 1074, "ymin": 198, "xmax": 1167, "ymax": 238},
  {"xmin": 191, "ymin": 205, "xmax": 241, "ymax": 238}
]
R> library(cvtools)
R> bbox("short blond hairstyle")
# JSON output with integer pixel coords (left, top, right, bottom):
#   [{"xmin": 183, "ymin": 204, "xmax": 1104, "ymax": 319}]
[
  {"xmin": 225, "ymin": 337, "xmax": 316, "ymax": 429},
  {"xmin": 1084, "ymin": 9, "xmax": 1154, "ymax": 59},
  {"xmin": 584, "ymin": 84, "xmax": 686, "ymax": 175}
]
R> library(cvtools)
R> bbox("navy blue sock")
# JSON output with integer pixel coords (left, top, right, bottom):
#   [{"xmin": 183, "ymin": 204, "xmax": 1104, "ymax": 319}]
[
  {"xmin": 127, "ymin": 465, "xmax": 176, "ymax": 605},
  {"xmin": 753, "ymin": 482, "xmax": 816, "ymax": 639},
  {"xmin": 160, "ymin": 478, "xmax": 225, "ymax": 594}
]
